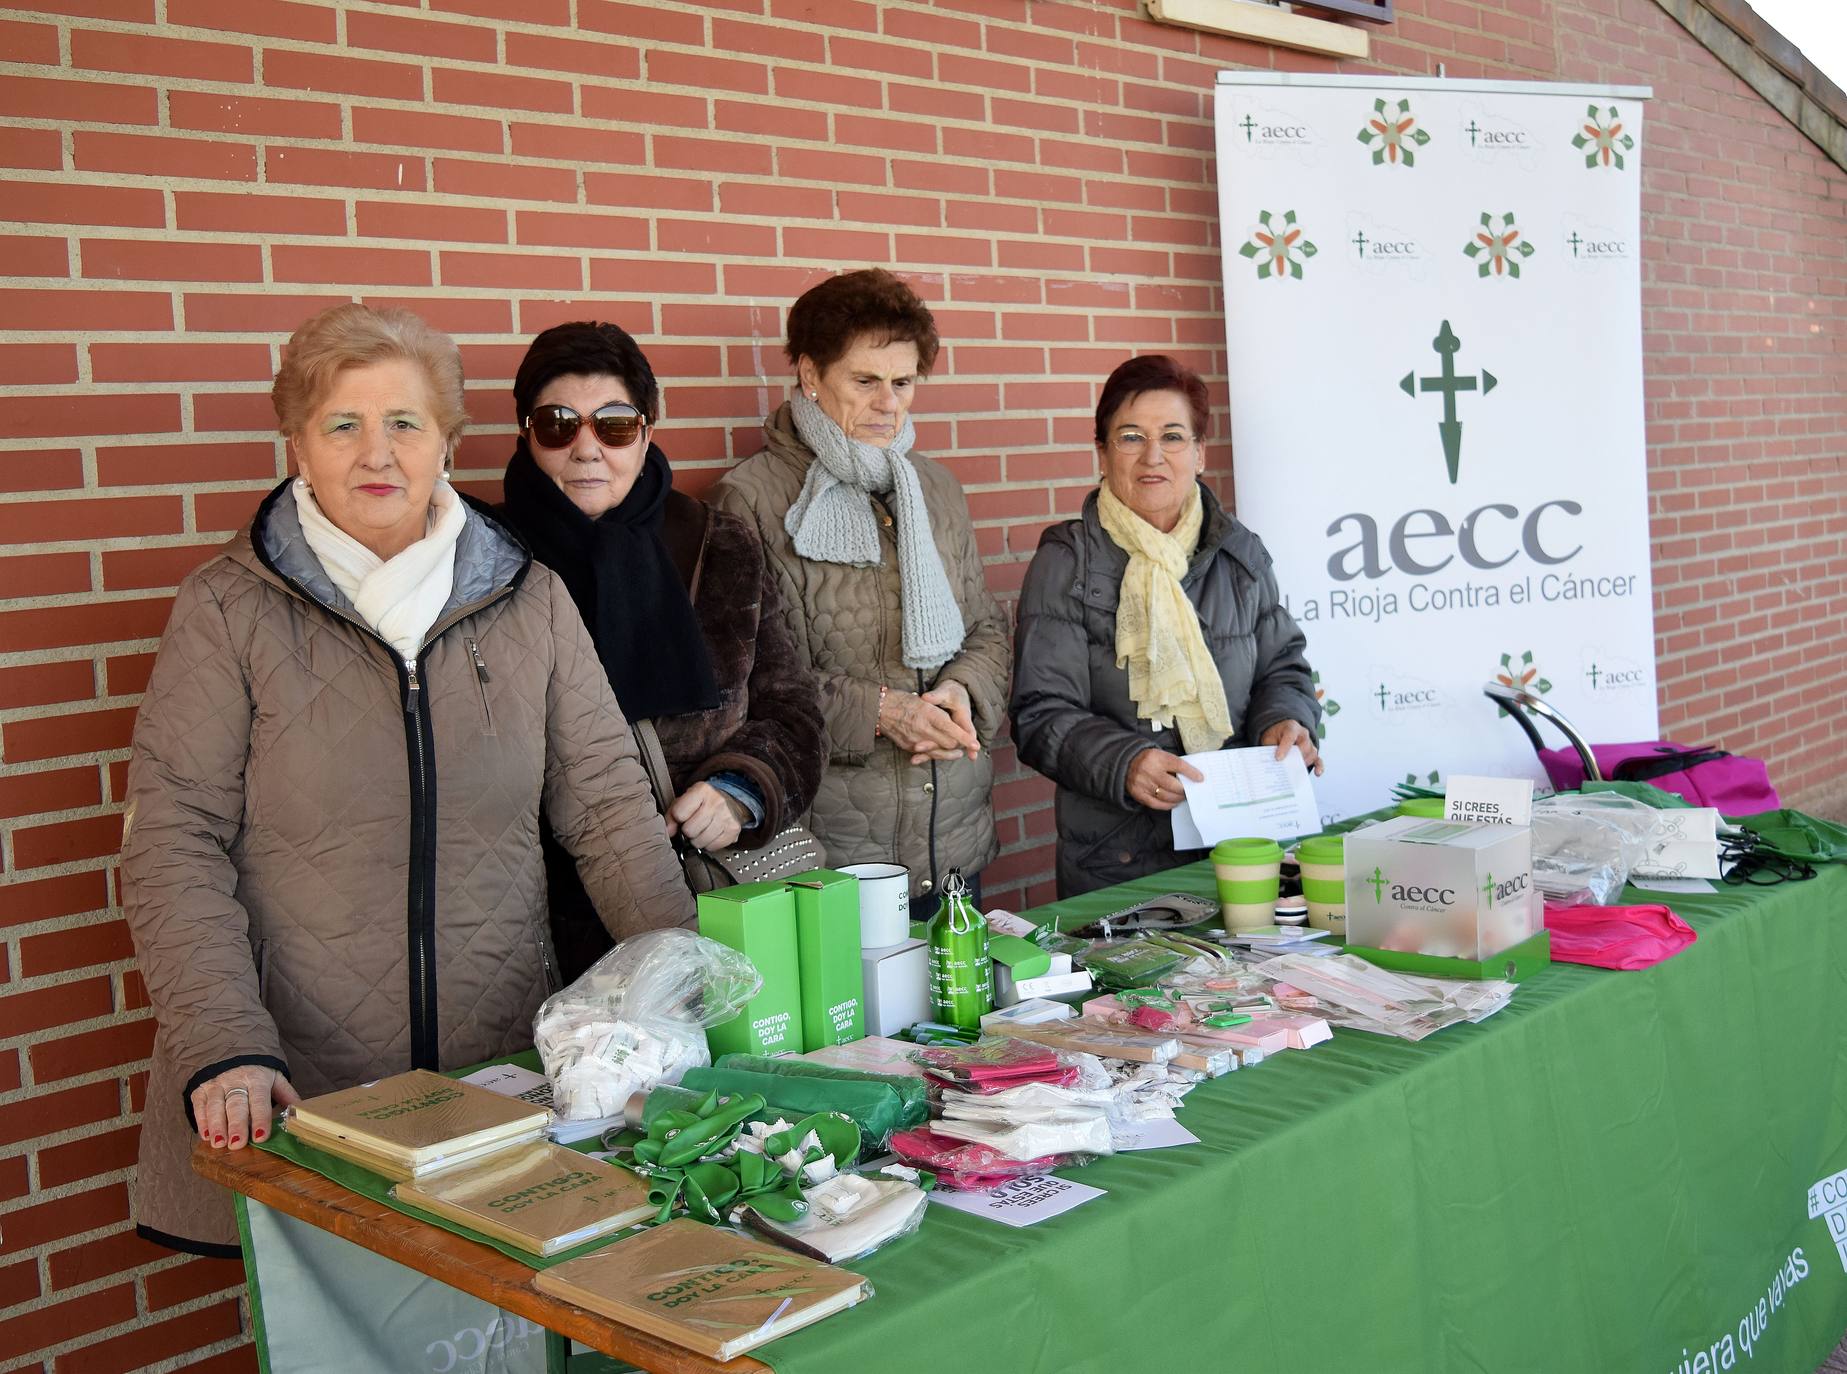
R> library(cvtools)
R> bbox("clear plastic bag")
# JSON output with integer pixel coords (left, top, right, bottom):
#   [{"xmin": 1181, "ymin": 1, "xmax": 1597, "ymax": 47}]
[
  {"xmin": 534, "ymin": 929, "xmax": 761, "ymax": 1122},
  {"xmin": 1531, "ymin": 792, "xmax": 1660, "ymax": 904},
  {"xmin": 736, "ymin": 1174, "xmax": 928, "ymax": 1263}
]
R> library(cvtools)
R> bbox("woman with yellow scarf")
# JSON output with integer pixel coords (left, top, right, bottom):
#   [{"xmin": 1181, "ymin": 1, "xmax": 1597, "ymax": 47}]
[{"xmin": 1010, "ymin": 355, "xmax": 1322, "ymax": 897}]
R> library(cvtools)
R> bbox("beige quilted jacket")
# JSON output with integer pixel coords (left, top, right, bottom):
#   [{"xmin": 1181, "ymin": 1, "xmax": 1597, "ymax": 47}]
[
  {"xmin": 711, "ymin": 404, "xmax": 1008, "ymax": 899},
  {"xmin": 121, "ymin": 483, "xmax": 693, "ymax": 1251}
]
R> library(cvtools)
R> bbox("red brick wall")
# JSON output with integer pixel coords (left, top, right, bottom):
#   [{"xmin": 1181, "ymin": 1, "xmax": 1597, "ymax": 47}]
[{"xmin": 0, "ymin": 0, "xmax": 1841, "ymax": 1367}]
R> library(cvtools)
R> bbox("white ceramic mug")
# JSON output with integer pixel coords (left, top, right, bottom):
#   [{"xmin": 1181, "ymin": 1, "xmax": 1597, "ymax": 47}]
[{"xmin": 838, "ymin": 862, "xmax": 911, "ymax": 948}]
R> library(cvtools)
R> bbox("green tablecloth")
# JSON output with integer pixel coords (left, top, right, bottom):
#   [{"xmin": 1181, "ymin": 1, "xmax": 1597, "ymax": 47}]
[{"xmin": 758, "ymin": 863, "xmax": 1847, "ymax": 1374}]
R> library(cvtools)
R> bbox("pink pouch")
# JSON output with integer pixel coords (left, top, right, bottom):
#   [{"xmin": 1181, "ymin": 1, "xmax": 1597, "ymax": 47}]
[
  {"xmin": 1537, "ymin": 741, "xmax": 1779, "ymax": 813},
  {"xmin": 888, "ymin": 1127, "xmax": 1074, "ymax": 1189},
  {"xmin": 1543, "ymin": 901, "xmax": 1697, "ymax": 970}
]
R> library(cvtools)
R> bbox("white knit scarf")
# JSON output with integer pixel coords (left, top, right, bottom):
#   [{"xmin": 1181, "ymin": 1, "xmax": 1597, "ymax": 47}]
[
  {"xmin": 294, "ymin": 477, "xmax": 468, "ymax": 659},
  {"xmin": 784, "ymin": 392, "xmax": 965, "ymax": 671}
]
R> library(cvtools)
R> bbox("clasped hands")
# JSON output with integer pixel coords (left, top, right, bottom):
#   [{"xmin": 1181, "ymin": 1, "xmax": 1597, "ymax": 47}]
[
  {"xmin": 1126, "ymin": 719, "xmax": 1324, "ymax": 812},
  {"xmin": 877, "ymin": 679, "xmax": 980, "ymax": 765}
]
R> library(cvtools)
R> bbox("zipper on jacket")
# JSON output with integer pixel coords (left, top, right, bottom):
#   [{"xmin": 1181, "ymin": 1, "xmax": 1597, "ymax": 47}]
[
  {"xmin": 401, "ymin": 656, "xmax": 439, "ymax": 1071},
  {"xmin": 465, "ymin": 637, "xmax": 496, "ymax": 737}
]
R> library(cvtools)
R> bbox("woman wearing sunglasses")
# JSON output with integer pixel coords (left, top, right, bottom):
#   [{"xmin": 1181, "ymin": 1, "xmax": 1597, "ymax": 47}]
[
  {"xmin": 713, "ymin": 269, "xmax": 1010, "ymax": 918},
  {"xmin": 119, "ymin": 304, "xmax": 694, "ymax": 1256},
  {"xmin": 500, "ymin": 321, "xmax": 825, "ymax": 979},
  {"xmin": 1010, "ymin": 354, "xmax": 1321, "ymax": 897}
]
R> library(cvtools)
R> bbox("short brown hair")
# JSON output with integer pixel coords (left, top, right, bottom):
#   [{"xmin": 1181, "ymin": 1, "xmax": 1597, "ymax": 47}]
[
  {"xmin": 784, "ymin": 268, "xmax": 940, "ymax": 377},
  {"xmin": 272, "ymin": 303, "xmax": 468, "ymax": 444},
  {"xmin": 1094, "ymin": 354, "xmax": 1210, "ymax": 446}
]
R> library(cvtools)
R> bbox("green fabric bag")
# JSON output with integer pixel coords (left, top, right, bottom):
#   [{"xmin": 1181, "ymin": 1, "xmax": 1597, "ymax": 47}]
[
  {"xmin": 1730, "ymin": 808, "xmax": 1847, "ymax": 864},
  {"xmin": 676, "ymin": 1065, "xmax": 908, "ymax": 1155},
  {"xmin": 714, "ymin": 1053, "xmax": 930, "ymax": 1131}
]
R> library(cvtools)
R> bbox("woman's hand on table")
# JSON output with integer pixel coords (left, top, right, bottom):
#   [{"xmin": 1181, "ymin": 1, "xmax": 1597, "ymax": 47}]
[
  {"xmin": 1260, "ymin": 719, "xmax": 1325, "ymax": 776},
  {"xmin": 194, "ymin": 1063, "xmax": 299, "ymax": 1151},
  {"xmin": 666, "ymin": 781, "xmax": 750, "ymax": 851},
  {"xmin": 1126, "ymin": 748, "xmax": 1205, "ymax": 812},
  {"xmin": 880, "ymin": 683, "xmax": 980, "ymax": 764}
]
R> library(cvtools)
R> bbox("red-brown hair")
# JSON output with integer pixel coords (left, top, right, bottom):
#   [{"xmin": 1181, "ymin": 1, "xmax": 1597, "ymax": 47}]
[{"xmin": 1093, "ymin": 354, "xmax": 1210, "ymax": 446}]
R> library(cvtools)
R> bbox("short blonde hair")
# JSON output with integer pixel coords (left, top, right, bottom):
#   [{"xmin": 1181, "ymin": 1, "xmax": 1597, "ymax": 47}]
[{"xmin": 271, "ymin": 304, "xmax": 468, "ymax": 444}]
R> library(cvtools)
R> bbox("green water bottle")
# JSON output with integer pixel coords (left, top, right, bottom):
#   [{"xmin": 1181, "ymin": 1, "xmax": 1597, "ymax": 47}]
[{"xmin": 926, "ymin": 869, "xmax": 992, "ymax": 1030}]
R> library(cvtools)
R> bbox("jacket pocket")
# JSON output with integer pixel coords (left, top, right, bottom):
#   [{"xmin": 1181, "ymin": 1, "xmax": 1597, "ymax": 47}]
[{"xmin": 465, "ymin": 637, "xmax": 496, "ymax": 737}]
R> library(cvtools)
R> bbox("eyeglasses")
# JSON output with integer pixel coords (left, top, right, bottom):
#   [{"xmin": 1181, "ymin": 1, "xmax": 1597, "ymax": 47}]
[
  {"xmin": 524, "ymin": 403, "xmax": 647, "ymax": 450},
  {"xmin": 1110, "ymin": 430, "xmax": 1197, "ymax": 457}
]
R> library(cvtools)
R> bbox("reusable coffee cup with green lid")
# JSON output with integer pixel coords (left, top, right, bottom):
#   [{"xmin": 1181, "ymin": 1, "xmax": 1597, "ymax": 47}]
[
  {"xmin": 1395, "ymin": 796, "xmax": 1446, "ymax": 819},
  {"xmin": 1297, "ymin": 833, "xmax": 1347, "ymax": 935},
  {"xmin": 1212, "ymin": 837, "xmax": 1283, "ymax": 932}
]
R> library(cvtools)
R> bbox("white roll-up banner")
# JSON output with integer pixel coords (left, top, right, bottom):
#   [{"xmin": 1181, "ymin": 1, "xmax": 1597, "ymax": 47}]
[{"xmin": 1215, "ymin": 74, "xmax": 1658, "ymax": 823}]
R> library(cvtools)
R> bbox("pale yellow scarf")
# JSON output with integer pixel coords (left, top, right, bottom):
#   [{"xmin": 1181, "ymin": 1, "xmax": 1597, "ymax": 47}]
[{"xmin": 1097, "ymin": 482, "xmax": 1234, "ymax": 755}]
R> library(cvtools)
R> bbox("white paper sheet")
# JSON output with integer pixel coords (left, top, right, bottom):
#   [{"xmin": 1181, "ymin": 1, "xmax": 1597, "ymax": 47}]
[
  {"xmin": 1115, "ymin": 1118, "xmax": 1201, "ymax": 1152},
  {"xmin": 928, "ymin": 1174, "xmax": 1105, "ymax": 1227},
  {"xmin": 1628, "ymin": 875, "xmax": 1715, "ymax": 894},
  {"xmin": 1172, "ymin": 746, "xmax": 1320, "ymax": 847}
]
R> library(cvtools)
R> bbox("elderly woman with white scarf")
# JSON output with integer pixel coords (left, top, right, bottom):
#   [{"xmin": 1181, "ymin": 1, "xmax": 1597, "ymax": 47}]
[
  {"xmin": 1010, "ymin": 354, "xmax": 1322, "ymax": 898},
  {"xmin": 119, "ymin": 303, "xmax": 692, "ymax": 1256},
  {"xmin": 714, "ymin": 269, "xmax": 1010, "ymax": 918}
]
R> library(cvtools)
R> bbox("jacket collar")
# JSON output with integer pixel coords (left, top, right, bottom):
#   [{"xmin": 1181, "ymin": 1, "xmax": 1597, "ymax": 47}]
[{"xmin": 234, "ymin": 478, "xmax": 532, "ymax": 623}]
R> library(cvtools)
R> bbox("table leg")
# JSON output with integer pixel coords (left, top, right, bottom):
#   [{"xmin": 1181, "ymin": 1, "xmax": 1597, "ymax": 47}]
[{"xmin": 545, "ymin": 1327, "xmax": 570, "ymax": 1374}]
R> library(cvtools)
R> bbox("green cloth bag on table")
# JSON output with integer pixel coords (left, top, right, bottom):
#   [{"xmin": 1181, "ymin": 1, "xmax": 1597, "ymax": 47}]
[
  {"xmin": 1730, "ymin": 808, "xmax": 1847, "ymax": 864},
  {"xmin": 676, "ymin": 1065, "xmax": 907, "ymax": 1156},
  {"xmin": 714, "ymin": 1052, "xmax": 930, "ymax": 1130}
]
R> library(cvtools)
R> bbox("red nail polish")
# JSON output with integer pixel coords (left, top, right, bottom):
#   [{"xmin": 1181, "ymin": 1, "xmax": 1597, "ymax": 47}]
[
  {"xmin": 214, "ymin": 1135, "xmax": 225, "ymax": 1145},
  {"xmin": 254, "ymin": 1129, "xmax": 267, "ymax": 1142},
  {"xmin": 229, "ymin": 1136, "xmax": 242, "ymax": 1147}
]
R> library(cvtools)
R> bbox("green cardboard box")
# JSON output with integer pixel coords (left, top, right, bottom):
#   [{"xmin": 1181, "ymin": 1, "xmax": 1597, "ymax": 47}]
[
  {"xmin": 697, "ymin": 881, "xmax": 801, "ymax": 1057},
  {"xmin": 787, "ymin": 869, "xmax": 866, "ymax": 1051}
]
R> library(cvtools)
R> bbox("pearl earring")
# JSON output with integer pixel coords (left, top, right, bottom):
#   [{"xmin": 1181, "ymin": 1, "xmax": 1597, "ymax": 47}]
[{"xmin": 808, "ymin": 391, "xmax": 817, "ymax": 399}]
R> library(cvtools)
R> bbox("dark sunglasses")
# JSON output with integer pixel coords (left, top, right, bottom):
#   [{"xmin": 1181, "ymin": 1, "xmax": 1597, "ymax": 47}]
[{"xmin": 524, "ymin": 403, "xmax": 647, "ymax": 450}]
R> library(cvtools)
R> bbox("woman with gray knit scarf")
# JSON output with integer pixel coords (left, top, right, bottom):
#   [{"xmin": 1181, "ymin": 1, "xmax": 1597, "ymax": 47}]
[{"xmin": 713, "ymin": 269, "xmax": 1009, "ymax": 919}]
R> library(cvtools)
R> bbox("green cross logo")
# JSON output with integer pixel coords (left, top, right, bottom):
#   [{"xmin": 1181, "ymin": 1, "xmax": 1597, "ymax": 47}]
[
  {"xmin": 1366, "ymin": 866, "xmax": 1388, "ymax": 902},
  {"xmin": 1572, "ymin": 105, "xmax": 1635, "ymax": 169},
  {"xmin": 1493, "ymin": 650, "xmax": 1553, "ymax": 715},
  {"xmin": 1240, "ymin": 114, "xmax": 1257, "ymax": 142},
  {"xmin": 1399, "ymin": 320, "xmax": 1497, "ymax": 484},
  {"xmin": 1481, "ymin": 873, "xmax": 1496, "ymax": 908},
  {"xmin": 1352, "ymin": 230, "xmax": 1369, "ymax": 257},
  {"xmin": 1238, "ymin": 210, "xmax": 1317, "ymax": 281},
  {"xmin": 1585, "ymin": 663, "xmax": 1601, "ymax": 688},
  {"xmin": 1357, "ymin": 97, "xmax": 1430, "ymax": 167},
  {"xmin": 1568, "ymin": 231, "xmax": 1584, "ymax": 257},
  {"xmin": 1375, "ymin": 683, "xmax": 1390, "ymax": 711},
  {"xmin": 1313, "ymin": 670, "xmax": 1340, "ymax": 740},
  {"xmin": 1465, "ymin": 119, "xmax": 1481, "ymax": 146},
  {"xmin": 1463, "ymin": 211, "xmax": 1536, "ymax": 279}
]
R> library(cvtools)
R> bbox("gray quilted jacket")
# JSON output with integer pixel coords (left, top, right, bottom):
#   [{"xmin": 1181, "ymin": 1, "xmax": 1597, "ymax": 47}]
[
  {"xmin": 1011, "ymin": 485, "xmax": 1320, "ymax": 897},
  {"xmin": 121, "ymin": 482, "xmax": 693, "ymax": 1251},
  {"xmin": 711, "ymin": 404, "xmax": 1009, "ymax": 899}
]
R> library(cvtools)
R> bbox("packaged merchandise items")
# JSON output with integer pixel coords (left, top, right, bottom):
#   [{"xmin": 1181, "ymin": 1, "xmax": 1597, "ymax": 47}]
[
  {"xmin": 909, "ymin": 1036, "xmax": 1068, "ymax": 1087},
  {"xmin": 1077, "ymin": 938, "xmax": 1190, "ymax": 990},
  {"xmin": 987, "ymin": 933, "xmax": 1051, "ymax": 982},
  {"xmin": 787, "ymin": 869, "xmax": 867, "ymax": 1051},
  {"xmin": 1081, "ymin": 993, "xmax": 1331, "ymax": 1055},
  {"xmin": 929, "ymin": 1107, "xmax": 1114, "ymax": 1160},
  {"xmin": 986, "ymin": 1021, "xmax": 1181, "ymax": 1065},
  {"xmin": 1345, "ymin": 816, "xmax": 1538, "ymax": 961},
  {"xmin": 458, "ymin": 1062, "xmax": 622, "ymax": 1147},
  {"xmin": 1529, "ymin": 792, "xmax": 1660, "ymax": 903},
  {"xmin": 926, "ymin": 870, "xmax": 993, "ymax": 1029},
  {"xmin": 861, "ymin": 938, "xmax": 930, "ymax": 1038},
  {"xmin": 738, "ymin": 1173, "xmax": 928, "ymax": 1263},
  {"xmin": 980, "ymin": 998, "xmax": 1077, "ymax": 1030},
  {"xmin": 533, "ymin": 929, "xmax": 761, "ymax": 1123},
  {"xmin": 1257, "ymin": 952, "xmax": 1514, "ymax": 1041},
  {"xmin": 285, "ymin": 1070, "xmax": 548, "ymax": 1181},
  {"xmin": 391, "ymin": 1141, "xmax": 652, "ymax": 1256},
  {"xmin": 802, "ymin": 1035, "xmax": 928, "ymax": 1078},
  {"xmin": 1066, "ymin": 891, "xmax": 1219, "ymax": 941},
  {"xmin": 533, "ymin": 1219, "xmax": 871, "ymax": 1361},
  {"xmin": 995, "ymin": 967, "xmax": 1095, "ymax": 1006},
  {"xmin": 887, "ymin": 1127, "xmax": 1081, "ymax": 1190},
  {"xmin": 696, "ymin": 882, "xmax": 803, "ymax": 1056}
]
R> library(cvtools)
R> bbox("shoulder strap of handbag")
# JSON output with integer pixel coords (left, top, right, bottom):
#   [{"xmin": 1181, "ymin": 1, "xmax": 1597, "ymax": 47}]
[
  {"xmin": 1613, "ymin": 747, "xmax": 1730, "ymax": 784},
  {"xmin": 630, "ymin": 717, "xmax": 676, "ymax": 819}
]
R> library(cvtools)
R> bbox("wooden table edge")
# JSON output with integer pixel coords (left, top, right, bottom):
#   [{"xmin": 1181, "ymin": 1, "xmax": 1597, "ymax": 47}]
[{"xmin": 193, "ymin": 1141, "xmax": 770, "ymax": 1374}]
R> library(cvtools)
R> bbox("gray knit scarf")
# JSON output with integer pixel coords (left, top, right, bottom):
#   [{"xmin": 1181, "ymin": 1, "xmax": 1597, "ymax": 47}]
[{"xmin": 785, "ymin": 392, "xmax": 966, "ymax": 671}]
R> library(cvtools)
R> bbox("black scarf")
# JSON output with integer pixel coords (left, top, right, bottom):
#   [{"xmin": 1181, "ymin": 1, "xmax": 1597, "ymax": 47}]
[{"xmin": 502, "ymin": 440, "xmax": 720, "ymax": 721}]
